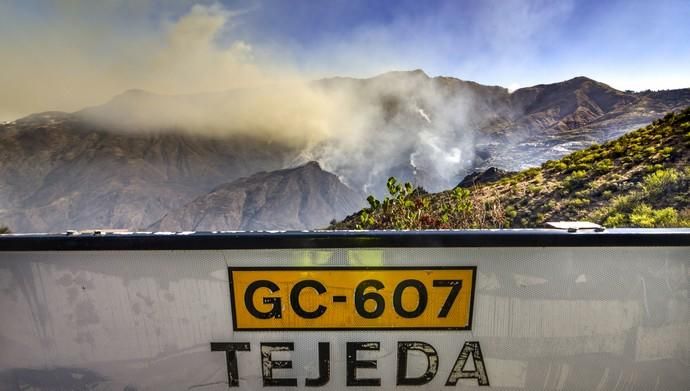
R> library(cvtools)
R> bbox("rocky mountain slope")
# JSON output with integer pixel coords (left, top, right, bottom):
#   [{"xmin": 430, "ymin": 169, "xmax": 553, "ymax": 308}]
[
  {"xmin": 332, "ymin": 107, "xmax": 690, "ymax": 229},
  {"xmin": 320, "ymin": 71, "xmax": 690, "ymax": 176},
  {"xmin": 1, "ymin": 71, "xmax": 689, "ymax": 233},
  {"xmin": 474, "ymin": 78, "xmax": 690, "ymax": 170},
  {"xmin": 150, "ymin": 162, "xmax": 362, "ymax": 231},
  {"xmin": 0, "ymin": 111, "xmax": 298, "ymax": 232}
]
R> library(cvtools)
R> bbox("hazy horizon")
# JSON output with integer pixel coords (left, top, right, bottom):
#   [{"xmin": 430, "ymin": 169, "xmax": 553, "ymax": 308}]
[{"xmin": 1, "ymin": 0, "xmax": 689, "ymax": 121}]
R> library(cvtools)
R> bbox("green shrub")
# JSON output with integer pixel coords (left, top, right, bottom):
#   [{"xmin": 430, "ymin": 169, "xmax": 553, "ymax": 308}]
[
  {"xmin": 629, "ymin": 204, "xmax": 678, "ymax": 228},
  {"xmin": 593, "ymin": 159, "xmax": 614, "ymax": 172},
  {"xmin": 579, "ymin": 152, "xmax": 600, "ymax": 164},
  {"xmin": 642, "ymin": 168, "xmax": 680, "ymax": 197},
  {"xmin": 366, "ymin": 195, "xmax": 380, "ymax": 210},
  {"xmin": 610, "ymin": 142, "xmax": 625, "ymax": 157},
  {"xmin": 563, "ymin": 170, "xmax": 588, "ymax": 190},
  {"xmin": 566, "ymin": 198, "xmax": 590, "ymax": 208},
  {"xmin": 528, "ymin": 184, "xmax": 542, "ymax": 194},
  {"xmin": 552, "ymin": 161, "xmax": 568, "ymax": 171},
  {"xmin": 524, "ymin": 167, "xmax": 540, "ymax": 178},
  {"xmin": 603, "ymin": 213, "xmax": 626, "ymax": 227},
  {"xmin": 643, "ymin": 146, "xmax": 657, "ymax": 155},
  {"xmin": 645, "ymin": 164, "xmax": 664, "ymax": 173},
  {"xmin": 358, "ymin": 210, "xmax": 375, "ymax": 229},
  {"xmin": 609, "ymin": 194, "xmax": 635, "ymax": 213}
]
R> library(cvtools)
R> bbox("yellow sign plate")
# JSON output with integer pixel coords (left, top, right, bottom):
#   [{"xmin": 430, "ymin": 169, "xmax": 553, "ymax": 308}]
[{"xmin": 229, "ymin": 267, "xmax": 476, "ymax": 330}]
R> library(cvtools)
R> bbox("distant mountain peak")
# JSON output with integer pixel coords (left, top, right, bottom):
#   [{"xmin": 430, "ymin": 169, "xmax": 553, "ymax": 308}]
[
  {"xmin": 150, "ymin": 160, "xmax": 362, "ymax": 231},
  {"xmin": 408, "ymin": 68, "xmax": 429, "ymax": 76},
  {"xmin": 568, "ymin": 76, "xmax": 596, "ymax": 83},
  {"xmin": 303, "ymin": 160, "xmax": 321, "ymax": 168},
  {"xmin": 373, "ymin": 69, "xmax": 431, "ymax": 79},
  {"xmin": 516, "ymin": 75, "xmax": 613, "ymax": 92},
  {"xmin": 565, "ymin": 76, "xmax": 616, "ymax": 89}
]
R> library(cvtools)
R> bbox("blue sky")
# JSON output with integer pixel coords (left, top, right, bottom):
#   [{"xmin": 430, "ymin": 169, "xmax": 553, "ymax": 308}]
[
  {"xmin": 220, "ymin": 0, "xmax": 690, "ymax": 90},
  {"xmin": 1, "ymin": 0, "xmax": 689, "ymax": 119}
]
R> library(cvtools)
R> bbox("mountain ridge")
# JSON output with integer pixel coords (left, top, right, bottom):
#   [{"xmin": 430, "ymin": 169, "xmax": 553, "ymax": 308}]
[
  {"xmin": 149, "ymin": 161, "xmax": 363, "ymax": 231},
  {"xmin": 8, "ymin": 70, "xmax": 687, "ymax": 125},
  {"xmin": 2, "ymin": 70, "xmax": 689, "ymax": 232}
]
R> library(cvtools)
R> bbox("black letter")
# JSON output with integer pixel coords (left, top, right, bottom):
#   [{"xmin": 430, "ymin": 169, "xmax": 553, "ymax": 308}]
[
  {"xmin": 433, "ymin": 280, "xmax": 462, "ymax": 318},
  {"xmin": 445, "ymin": 341, "xmax": 489, "ymax": 386},
  {"xmin": 210, "ymin": 342, "xmax": 250, "ymax": 387},
  {"xmin": 261, "ymin": 342, "xmax": 297, "ymax": 387},
  {"xmin": 346, "ymin": 342, "xmax": 381, "ymax": 386},
  {"xmin": 354, "ymin": 280, "xmax": 385, "ymax": 319},
  {"xmin": 396, "ymin": 341, "xmax": 438, "ymax": 385},
  {"xmin": 393, "ymin": 279, "xmax": 428, "ymax": 318},
  {"xmin": 245, "ymin": 280, "xmax": 281, "ymax": 319},
  {"xmin": 290, "ymin": 280, "xmax": 327, "ymax": 319},
  {"xmin": 305, "ymin": 342, "xmax": 330, "ymax": 387}
]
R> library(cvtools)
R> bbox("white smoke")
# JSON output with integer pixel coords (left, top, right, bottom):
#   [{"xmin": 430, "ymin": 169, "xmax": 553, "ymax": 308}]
[
  {"xmin": 417, "ymin": 107, "xmax": 432, "ymax": 124},
  {"xmin": 301, "ymin": 70, "xmax": 482, "ymax": 194},
  {"xmin": 0, "ymin": 2, "xmax": 485, "ymax": 195}
]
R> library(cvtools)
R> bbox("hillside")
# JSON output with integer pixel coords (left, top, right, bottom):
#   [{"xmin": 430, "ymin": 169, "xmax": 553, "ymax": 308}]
[
  {"xmin": 0, "ymin": 112, "xmax": 298, "ymax": 233},
  {"xmin": 2, "ymin": 71, "xmax": 689, "ymax": 233},
  {"xmin": 332, "ymin": 107, "xmax": 690, "ymax": 229},
  {"xmin": 150, "ymin": 162, "xmax": 363, "ymax": 231},
  {"xmin": 319, "ymin": 72, "xmax": 690, "ymax": 182}
]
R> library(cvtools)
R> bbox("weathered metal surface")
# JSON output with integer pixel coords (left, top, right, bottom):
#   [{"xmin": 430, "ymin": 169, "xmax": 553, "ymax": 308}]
[{"xmin": 0, "ymin": 232, "xmax": 688, "ymax": 390}]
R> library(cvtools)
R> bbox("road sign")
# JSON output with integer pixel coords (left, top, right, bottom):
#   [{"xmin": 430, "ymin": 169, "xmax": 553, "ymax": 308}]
[{"xmin": 0, "ymin": 230, "xmax": 688, "ymax": 390}]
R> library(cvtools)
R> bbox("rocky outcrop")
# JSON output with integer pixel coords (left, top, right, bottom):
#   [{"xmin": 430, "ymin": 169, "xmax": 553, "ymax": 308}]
[
  {"xmin": 150, "ymin": 162, "xmax": 363, "ymax": 231},
  {"xmin": 457, "ymin": 167, "xmax": 513, "ymax": 188}
]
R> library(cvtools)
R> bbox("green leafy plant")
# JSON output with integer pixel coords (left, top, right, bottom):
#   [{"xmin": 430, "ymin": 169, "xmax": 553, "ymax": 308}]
[{"xmin": 641, "ymin": 168, "xmax": 680, "ymax": 197}]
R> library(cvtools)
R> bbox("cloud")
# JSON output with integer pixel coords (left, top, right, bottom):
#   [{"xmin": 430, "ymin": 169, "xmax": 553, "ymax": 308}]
[
  {"xmin": 5, "ymin": 1, "xmax": 626, "ymax": 195},
  {"xmin": 0, "ymin": 2, "xmax": 282, "ymax": 121},
  {"xmin": 0, "ymin": 2, "xmax": 349, "ymax": 147}
]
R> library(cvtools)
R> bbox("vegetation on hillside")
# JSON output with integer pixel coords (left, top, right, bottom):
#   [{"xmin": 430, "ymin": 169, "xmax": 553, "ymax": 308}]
[
  {"xmin": 331, "ymin": 107, "xmax": 690, "ymax": 229},
  {"xmin": 352, "ymin": 178, "xmax": 505, "ymax": 230},
  {"xmin": 0, "ymin": 226, "xmax": 10, "ymax": 234}
]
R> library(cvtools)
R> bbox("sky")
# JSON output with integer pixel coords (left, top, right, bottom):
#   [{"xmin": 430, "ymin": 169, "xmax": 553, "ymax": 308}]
[
  {"xmin": 1, "ymin": 0, "xmax": 689, "ymax": 120},
  {"xmin": 228, "ymin": 0, "xmax": 690, "ymax": 90}
]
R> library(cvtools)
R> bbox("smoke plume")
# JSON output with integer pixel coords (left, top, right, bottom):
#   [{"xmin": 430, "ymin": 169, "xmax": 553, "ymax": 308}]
[{"xmin": 0, "ymin": 2, "xmax": 483, "ymax": 194}]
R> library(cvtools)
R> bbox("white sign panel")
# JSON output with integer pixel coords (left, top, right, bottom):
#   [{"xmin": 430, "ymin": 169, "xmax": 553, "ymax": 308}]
[{"xmin": 0, "ymin": 243, "xmax": 688, "ymax": 390}]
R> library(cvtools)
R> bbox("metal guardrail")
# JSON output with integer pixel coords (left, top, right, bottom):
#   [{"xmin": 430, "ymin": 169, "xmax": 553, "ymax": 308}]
[{"xmin": 1, "ymin": 228, "xmax": 689, "ymax": 251}]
